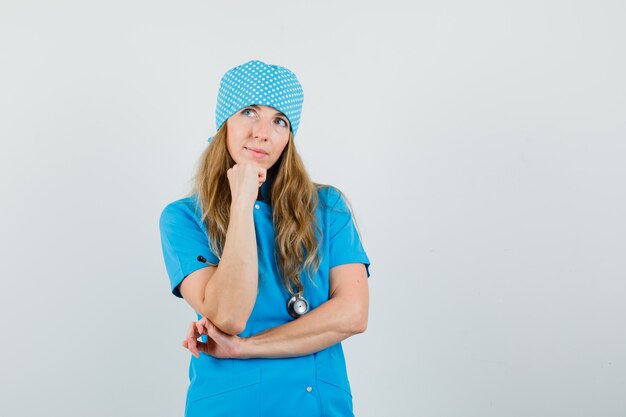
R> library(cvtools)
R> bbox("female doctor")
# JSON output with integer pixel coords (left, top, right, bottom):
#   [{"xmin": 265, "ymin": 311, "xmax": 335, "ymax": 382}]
[{"xmin": 159, "ymin": 59, "xmax": 371, "ymax": 417}]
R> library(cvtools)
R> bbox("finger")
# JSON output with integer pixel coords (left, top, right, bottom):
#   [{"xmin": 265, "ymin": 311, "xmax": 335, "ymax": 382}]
[
  {"xmin": 187, "ymin": 321, "xmax": 199, "ymax": 339},
  {"xmin": 182, "ymin": 339, "xmax": 189, "ymax": 349},
  {"xmin": 196, "ymin": 321, "xmax": 206, "ymax": 335},
  {"xmin": 205, "ymin": 320, "xmax": 218, "ymax": 339},
  {"xmin": 183, "ymin": 339, "xmax": 199, "ymax": 358},
  {"xmin": 188, "ymin": 328, "xmax": 199, "ymax": 350},
  {"xmin": 196, "ymin": 341, "xmax": 209, "ymax": 356},
  {"xmin": 187, "ymin": 322, "xmax": 198, "ymax": 351},
  {"xmin": 188, "ymin": 337, "xmax": 199, "ymax": 356},
  {"xmin": 188, "ymin": 341, "xmax": 199, "ymax": 358},
  {"xmin": 192, "ymin": 339, "xmax": 211, "ymax": 357}
]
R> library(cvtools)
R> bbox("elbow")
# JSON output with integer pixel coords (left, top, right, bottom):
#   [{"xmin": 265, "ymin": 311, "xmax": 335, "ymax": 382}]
[
  {"xmin": 348, "ymin": 307, "xmax": 368, "ymax": 335},
  {"xmin": 213, "ymin": 314, "xmax": 248, "ymax": 336},
  {"xmin": 199, "ymin": 295, "xmax": 252, "ymax": 336},
  {"xmin": 197, "ymin": 306, "xmax": 248, "ymax": 336},
  {"xmin": 352, "ymin": 317, "xmax": 368, "ymax": 334}
]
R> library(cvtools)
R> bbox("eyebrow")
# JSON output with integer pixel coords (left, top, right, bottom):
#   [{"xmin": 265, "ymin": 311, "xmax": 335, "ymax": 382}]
[{"xmin": 248, "ymin": 104, "xmax": 288, "ymax": 120}]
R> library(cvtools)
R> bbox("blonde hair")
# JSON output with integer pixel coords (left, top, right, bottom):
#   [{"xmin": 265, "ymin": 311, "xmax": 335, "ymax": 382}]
[{"xmin": 187, "ymin": 123, "xmax": 335, "ymax": 295}]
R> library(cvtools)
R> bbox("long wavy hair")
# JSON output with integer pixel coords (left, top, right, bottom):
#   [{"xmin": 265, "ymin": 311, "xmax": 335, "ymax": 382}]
[{"xmin": 186, "ymin": 123, "xmax": 341, "ymax": 295}]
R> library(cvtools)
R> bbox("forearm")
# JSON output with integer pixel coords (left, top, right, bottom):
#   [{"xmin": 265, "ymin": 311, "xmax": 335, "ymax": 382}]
[
  {"xmin": 239, "ymin": 297, "xmax": 366, "ymax": 359},
  {"xmin": 203, "ymin": 200, "xmax": 258, "ymax": 331}
]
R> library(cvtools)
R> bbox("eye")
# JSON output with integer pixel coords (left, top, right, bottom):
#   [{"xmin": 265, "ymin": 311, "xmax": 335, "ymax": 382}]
[{"xmin": 242, "ymin": 108, "xmax": 288, "ymax": 128}]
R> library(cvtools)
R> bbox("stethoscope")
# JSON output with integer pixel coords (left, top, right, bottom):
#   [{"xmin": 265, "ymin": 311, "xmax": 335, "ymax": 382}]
[{"xmin": 197, "ymin": 255, "xmax": 309, "ymax": 318}]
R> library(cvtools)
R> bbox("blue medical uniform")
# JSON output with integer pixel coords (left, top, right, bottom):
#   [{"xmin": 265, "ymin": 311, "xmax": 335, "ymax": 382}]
[{"xmin": 159, "ymin": 182, "xmax": 371, "ymax": 417}]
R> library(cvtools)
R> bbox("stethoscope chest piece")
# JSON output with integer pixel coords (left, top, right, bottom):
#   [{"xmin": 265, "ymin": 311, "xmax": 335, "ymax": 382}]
[{"xmin": 287, "ymin": 292, "xmax": 309, "ymax": 318}]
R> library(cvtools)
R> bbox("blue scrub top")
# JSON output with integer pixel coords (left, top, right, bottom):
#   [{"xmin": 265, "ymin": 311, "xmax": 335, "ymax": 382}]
[{"xmin": 159, "ymin": 182, "xmax": 371, "ymax": 417}]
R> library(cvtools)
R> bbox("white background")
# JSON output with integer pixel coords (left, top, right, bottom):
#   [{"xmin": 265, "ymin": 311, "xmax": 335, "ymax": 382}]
[{"xmin": 1, "ymin": 1, "xmax": 625, "ymax": 416}]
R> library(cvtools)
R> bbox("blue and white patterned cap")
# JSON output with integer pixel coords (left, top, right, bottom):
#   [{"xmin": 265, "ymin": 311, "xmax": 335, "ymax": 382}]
[{"xmin": 208, "ymin": 60, "xmax": 304, "ymax": 142}]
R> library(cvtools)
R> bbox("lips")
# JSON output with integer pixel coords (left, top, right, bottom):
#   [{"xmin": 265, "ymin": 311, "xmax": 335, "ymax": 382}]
[{"xmin": 245, "ymin": 147, "xmax": 268, "ymax": 155}]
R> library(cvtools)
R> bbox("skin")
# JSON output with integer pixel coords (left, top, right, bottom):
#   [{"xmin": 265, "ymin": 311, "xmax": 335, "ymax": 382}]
[
  {"xmin": 181, "ymin": 104, "xmax": 370, "ymax": 359},
  {"xmin": 226, "ymin": 104, "xmax": 291, "ymax": 191},
  {"xmin": 178, "ymin": 105, "xmax": 291, "ymax": 335},
  {"xmin": 226, "ymin": 103, "xmax": 291, "ymax": 170},
  {"xmin": 183, "ymin": 263, "xmax": 369, "ymax": 359}
]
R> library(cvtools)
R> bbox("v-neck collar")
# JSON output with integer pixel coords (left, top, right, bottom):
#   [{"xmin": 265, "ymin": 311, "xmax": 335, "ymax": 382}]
[{"xmin": 258, "ymin": 180, "xmax": 271, "ymax": 204}]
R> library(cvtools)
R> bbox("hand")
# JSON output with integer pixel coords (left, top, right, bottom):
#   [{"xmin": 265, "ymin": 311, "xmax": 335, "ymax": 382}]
[
  {"xmin": 226, "ymin": 163, "xmax": 267, "ymax": 206},
  {"xmin": 182, "ymin": 317, "xmax": 246, "ymax": 359}
]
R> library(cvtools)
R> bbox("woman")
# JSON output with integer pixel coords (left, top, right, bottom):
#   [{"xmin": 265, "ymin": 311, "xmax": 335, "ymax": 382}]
[{"xmin": 159, "ymin": 59, "xmax": 371, "ymax": 417}]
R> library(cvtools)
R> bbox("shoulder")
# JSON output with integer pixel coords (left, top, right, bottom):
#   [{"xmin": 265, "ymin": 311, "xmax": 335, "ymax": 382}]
[
  {"xmin": 159, "ymin": 193, "xmax": 203, "ymax": 227},
  {"xmin": 315, "ymin": 184, "xmax": 350, "ymax": 213}
]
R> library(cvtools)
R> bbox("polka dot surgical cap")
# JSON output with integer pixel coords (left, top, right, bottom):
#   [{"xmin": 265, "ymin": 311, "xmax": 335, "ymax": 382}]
[{"xmin": 209, "ymin": 60, "xmax": 304, "ymax": 142}]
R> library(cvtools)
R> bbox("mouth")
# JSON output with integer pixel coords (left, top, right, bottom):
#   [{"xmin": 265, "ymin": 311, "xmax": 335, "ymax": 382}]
[{"xmin": 245, "ymin": 147, "xmax": 268, "ymax": 157}]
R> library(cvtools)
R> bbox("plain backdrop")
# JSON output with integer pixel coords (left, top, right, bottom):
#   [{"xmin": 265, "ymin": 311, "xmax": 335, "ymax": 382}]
[{"xmin": 1, "ymin": 1, "xmax": 625, "ymax": 416}]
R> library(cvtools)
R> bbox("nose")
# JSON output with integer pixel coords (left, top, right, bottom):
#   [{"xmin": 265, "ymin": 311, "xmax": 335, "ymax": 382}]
[{"xmin": 252, "ymin": 117, "xmax": 271, "ymax": 140}]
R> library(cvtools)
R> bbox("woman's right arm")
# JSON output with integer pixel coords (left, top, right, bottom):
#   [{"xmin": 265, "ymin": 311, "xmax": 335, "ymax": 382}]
[{"xmin": 178, "ymin": 164, "xmax": 265, "ymax": 336}]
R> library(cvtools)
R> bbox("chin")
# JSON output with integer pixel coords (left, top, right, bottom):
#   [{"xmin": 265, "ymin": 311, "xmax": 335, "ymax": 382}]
[{"xmin": 246, "ymin": 159, "xmax": 268, "ymax": 169}]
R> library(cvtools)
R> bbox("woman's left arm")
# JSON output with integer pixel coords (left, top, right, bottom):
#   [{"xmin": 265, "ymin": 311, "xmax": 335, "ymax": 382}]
[
  {"xmin": 184, "ymin": 263, "xmax": 369, "ymax": 359},
  {"xmin": 243, "ymin": 262, "xmax": 369, "ymax": 358}
]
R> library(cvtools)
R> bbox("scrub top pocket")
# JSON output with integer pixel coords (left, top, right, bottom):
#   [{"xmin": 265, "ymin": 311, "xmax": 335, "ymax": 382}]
[
  {"xmin": 186, "ymin": 368, "xmax": 261, "ymax": 417},
  {"xmin": 316, "ymin": 364, "xmax": 354, "ymax": 417}
]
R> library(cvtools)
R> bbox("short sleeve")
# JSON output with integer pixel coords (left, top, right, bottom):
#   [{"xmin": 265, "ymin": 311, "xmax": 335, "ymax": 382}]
[
  {"xmin": 327, "ymin": 188, "xmax": 372, "ymax": 278},
  {"xmin": 159, "ymin": 200, "xmax": 220, "ymax": 298}
]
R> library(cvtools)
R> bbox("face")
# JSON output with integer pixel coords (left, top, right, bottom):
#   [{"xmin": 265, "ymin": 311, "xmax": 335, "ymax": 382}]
[{"xmin": 226, "ymin": 104, "xmax": 291, "ymax": 170}]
